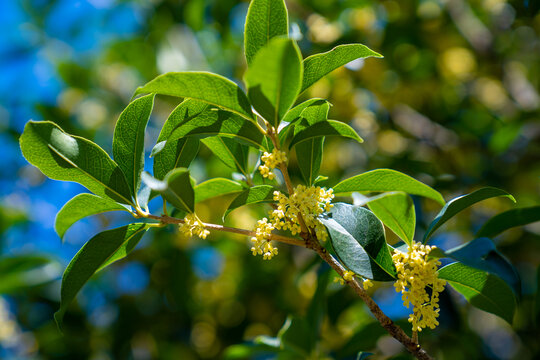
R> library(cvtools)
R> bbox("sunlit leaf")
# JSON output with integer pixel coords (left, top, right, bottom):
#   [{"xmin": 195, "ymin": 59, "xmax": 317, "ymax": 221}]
[
  {"xmin": 20, "ymin": 121, "xmax": 132, "ymax": 205},
  {"xmin": 289, "ymin": 120, "xmax": 363, "ymax": 148},
  {"xmin": 55, "ymin": 193, "xmax": 129, "ymax": 240},
  {"xmin": 224, "ymin": 185, "xmax": 275, "ymax": 219},
  {"xmin": 195, "ymin": 178, "xmax": 244, "ymax": 203},
  {"xmin": 333, "ymin": 169, "xmax": 444, "ymax": 205},
  {"xmin": 202, "ymin": 136, "xmax": 250, "ymax": 176},
  {"xmin": 301, "ymin": 44, "xmax": 383, "ymax": 92},
  {"xmin": 320, "ymin": 203, "xmax": 396, "ymax": 281},
  {"xmin": 112, "ymin": 94, "xmax": 155, "ymax": 197},
  {"xmin": 423, "ymin": 187, "xmax": 515, "ymax": 242},
  {"xmin": 134, "ymin": 72, "xmax": 254, "ymax": 121},
  {"xmin": 244, "ymin": 0, "xmax": 288, "ymax": 65},
  {"xmin": 142, "ymin": 168, "xmax": 195, "ymax": 213},
  {"xmin": 367, "ymin": 192, "xmax": 415, "ymax": 245},
  {"xmin": 438, "ymin": 262, "xmax": 516, "ymax": 324},
  {"xmin": 245, "ymin": 37, "xmax": 303, "ymax": 127}
]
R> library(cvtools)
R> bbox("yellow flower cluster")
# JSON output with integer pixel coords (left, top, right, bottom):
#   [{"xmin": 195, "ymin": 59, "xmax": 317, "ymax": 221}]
[
  {"xmin": 271, "ymin": 185, "xmax": 334, "ymax": 240},
  {"xmin": 392, "ymin": 242, "xmax": 446, "ymax": 332},
  {"xmin": 335, "ymin": 270, "xmax": 355, "ymax": 285},
  {"xmin": 363, "ymin": 278, "xmax": 374, "ymax": 290},
  {"xmin": 258, "ymin": 149, "xmax": 287, "ymax": 180},
  {"xmin": 250, "ymin": 218, "xmax": 278, "ymax": 260},
  {"xmin": 179, "ymin": 213, "xmax": 210, "ymax": 239},
  {"xmin": 249, "ymin": 185, "xmax": 334, "ymax": 260}
]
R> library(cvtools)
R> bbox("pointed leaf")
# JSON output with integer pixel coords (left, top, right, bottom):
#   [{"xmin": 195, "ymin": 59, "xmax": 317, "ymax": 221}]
[
  {"xmin": 20, "ymin": 121, "xmax": 132, "ymax": 205},
  {"xmin": 438, "ymin": 262, "xmax": 516, "ymax": 324},
  {"xmin": 112, "ymin": 94, "xmax": 155, "ymax": 197},
  {"xmin": 166, "ymin": 107, "xmax": 265, "ymax": 149},
  {"xmin": 244, "ymin": 0, "xmax": 288, "ymax": 65},
  {"xmin": 245, "ymin": 37, "xmax": 303, "ymax": 127},
  {"xmin": 134, "ymin": 72, "xmax": 254, "ymax": 121},
  {"xmin": 440, "ymin": 237, "xmax": 521, "ymax": 296},
  {"xmin": 367, "ymin": 192, "xmax": 415, "ymax": 245},
  {"xmin": 224, "ymin": 185, "xmax": 275, "ymax": 219},
  {"xmin": 333, "ymin": 169, "xmax": 444, "ymax": 205},
  {"xmin": 301, "ymin": 44, "xmax": 383, "ymax": 92},
  {"xmin": 424, "ymin": 187, "xmax": 516, "ymax": 242},
  {"xmin": 54, "ymin": 223, "xmax": 149, "ymax": 329},
  {"xmin": 281, "ymin": 98, "xmax": 330, "ymax": 127},
  {"xmin": 55, "ymin": 194, "xmax": 129, "ymax": 239},
  {"xmin": 202, "ymin": 137, "xmax": 250, "ymax": 175},
  {"xmin": 320, "ymin": 203, "xmax": 396, "ymax": 281},
  {"xmin": 289, "ymin": 120, "xmax": 363, "ymax": 148},
  {"xmin": 0, "ymin": 256, "xmax": 61, "ymax": 294},
  {"xmin": 195, "ymin": 178, "xmax": 244, "ymax": 203},
  {"xmin": 476, "ymin": 205, "xmax": 540, "ymax": 238},
  {"xmin": 142, "ymin": 168, "xmax": 195, "ymax": 213}
]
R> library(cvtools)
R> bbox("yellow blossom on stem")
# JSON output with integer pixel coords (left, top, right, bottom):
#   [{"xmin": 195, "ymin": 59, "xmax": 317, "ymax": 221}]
[
  {"xmin": 179, "ymin": 213, "xmax": 210, "ymax": 239},
  {"xmin": 392, "ymin": 242, "xmax": 446, "ymax": 332},
  {"xmin": 363, "ymin": 279, "xmax": 374, "ymax": 290},
  {"xmin": 258, "ymin": 149, "xmax": 287, "ymax": 180},
  {"xmin": 250, "ymin": 218, "xmax": 278, "ymax": 260}
]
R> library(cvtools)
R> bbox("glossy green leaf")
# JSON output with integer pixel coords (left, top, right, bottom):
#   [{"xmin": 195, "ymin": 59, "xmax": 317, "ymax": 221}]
[
  {"xmin": 142, "ymin": 168, "xmax": 195, "ymax": 213},
  {"xmin": 423, "ymin": 187, "xmax": 515, "ymax": 242},
  {"xmin": 320, "ymin": 203, "xmax": 396, "ymax": 281},
  {"xmin": 153, "ymin": 99, "xmax": 207, "ymax": 179},
  {"xmin": 244, "ymin": 37, "xmax": 303, "ymax": 127},
  {"xmin": 202, "ymin": 137, "xmax": 250, "ymax": 176},
  {"xmin": 438, "ymin": 262, "xmax": 516, "ymax": 324},
  {"xmin": 367, "ymin": 192, "xmax": 415, "ymax": 245},
  {"xmin": 244, "ymin": 0, "xmax": 288, "ymax": 65},
  {"xmin": 476, "ymin": 205, "xmax": 540, "ymax": 238},
  {"xmin": 333, "ymin": 169, "xmax": 444, "ymax": 205},
  {"xmin": 440, "ymin": 237, "xmax": 521, "ymax": 296},
  {"xmin": 301, "ymin": 44, "xmax": 383, "ymax": 92},
  {"xmin": 195, "ymin": 178, "xmax": 244, "ymax": 203},
  {"xmin": 134, "ymin": 72, "xmax": 254, "ymax": 121},
  {"xmin": 55, "ymin": 223, "xmax": 149, "ymax": 329},
  {"xmin": 0, "ymin": 256, "xmax": 61, "ymax": 294},
  {"xmin": 55, "ymin": 193, "xmax": 129, "ymax": 240},
  {"xmin": 281, "ymin": 98, "xmax": 330, "ymax": 126},
  {"xmin": 112, "ymin": 94, "xmax": 155, "ymax": 197},
  {"xmin": 224, "ymin": 185, "xmax": 275, "ymax": 219},
  {"xmin": 165, "ymin": 107, "xmax": 265, "ymax": 149},
  {"xmin": 289, "ymin": 120, "xmax": 363, "ymax": 148},
  {"xmin": 19, "ymin": 121, "xmax": 132, "ymax": 205}
]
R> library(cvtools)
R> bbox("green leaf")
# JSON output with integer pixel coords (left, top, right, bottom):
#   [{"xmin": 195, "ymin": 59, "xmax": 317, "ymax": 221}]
[
  {"xmin": 301, "ymin": 44, "xmax": 383, "ymax": 93},
  {"xmin": 112, "ymin": 94, "xmax": 155, "ymax": 197},
  {"xmin": 134, "ymin": 72, "xmax": 254, "ymax": 121},
  {"xmin": 281, "ymin": 98, "xmax": 330, "ymax": 126},
  {"xmin": 423, "ymin": 187, "xmax": 515, "ymax": 242},
  {"xmin": 292, "ymin": 101, "xmax": 331, "ymax": 185},
  {"xmin": 153, "ymin": 99, "xmax": 207, "ymax": 179},
  {"xmin": 278, "ymin": 316, "xmax": 311, "ymax": 356},
  {"xmin": 244, "ymin": 0, "xmax": 288, "ymax": 65},
  {"xmin": 367, "ymin": 192, "xmax": 415, "ymax": 245},
  {"xmin": 19, "ymin": 121, "xmax": 132, "ymax": 205},
  {"xmin": 333, "ymin": 169, "xmax": 444, "ymax": 205},
  {"xmin": 142, "ymin": 168, "xmax": 195, "ymax": 213},
  {"xmin": 165, "ymin": 107, "xmax": 265, "ymax": 149},
  {"xmin": 195, "ymin": 178, "xmax": 244, "ymax": 203},
  {"xmin": 54, "ymin": 223, "xmax": 149, "ymax": 329},
  {"xmin": 438, "ymin": 262, "xmax": 516, "ymax": 324},
  {"xmin": 289, "ymin": 120, "xmax": 363, "ymax": 148},
  {"xmin": 244, "ymin": 37, "xmax": 303, "ymax": 127},
  {"xmin": 440, "ymin": 237, "xmax": 521, "ymax": 296},
  {"xmin": 224, "ymin": 185, "xmax": 275, "ymax": 219},
  {"xmin": 202, "ymin": 137, "xmax": 250, "ymax": 175},
  {"xmin": 476, "ymin": 205, "xmax": 540, "ymax": 238},
  {"xmin": 0, "ymin": 256, "xmax": 61, "ymax": 294},
  {"xmin": 55, "ymin": 194, "xmax": 129, "ymax": 240},
  {"xmin": 320, "ymin": 203, "xmax": 396, "ymax": 281}
]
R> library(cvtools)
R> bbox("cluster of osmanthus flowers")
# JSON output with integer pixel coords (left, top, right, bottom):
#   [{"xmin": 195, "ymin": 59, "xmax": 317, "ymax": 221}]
[
  {"xmin": 179, "ymin": 213, "xmax": 210, "ymax": 239},
  {"xmin": 252, "ymin": 149, "xmax": 334, "ymax": 260},
  {"xmin": 393, "ymin": 242, "xmax": 446, "ymax": 332}
]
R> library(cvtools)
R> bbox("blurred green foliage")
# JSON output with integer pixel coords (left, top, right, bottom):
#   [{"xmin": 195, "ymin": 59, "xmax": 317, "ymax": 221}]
[{"xmin": 2, "ymin": 0, "xmax": 540, "ymax": 359}]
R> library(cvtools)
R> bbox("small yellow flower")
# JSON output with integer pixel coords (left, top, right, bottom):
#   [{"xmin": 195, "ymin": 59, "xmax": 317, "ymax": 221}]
[
  {"xmin": 179, "ymin": 213, "xmax": 210, "ymax": 239},
  {"xmin": 393, "ymin": 242, "xmax": 446, "ymax": 332},
  {"xmin": 250, "ymin": 218, "xmax": 278, "ymax": 260},
  {"xmin": 363, "ymin": 279, "xmax": 373, "ymax": 290},
  {"xmin": 258, "ymin": 149, "xmax": 288, "ymax": 179}
]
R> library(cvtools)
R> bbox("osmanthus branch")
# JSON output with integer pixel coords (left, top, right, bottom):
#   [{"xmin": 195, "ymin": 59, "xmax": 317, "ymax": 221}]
[{"xmin": 263, "ymin": 130, "xmax": 434, "ymax": 360}]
